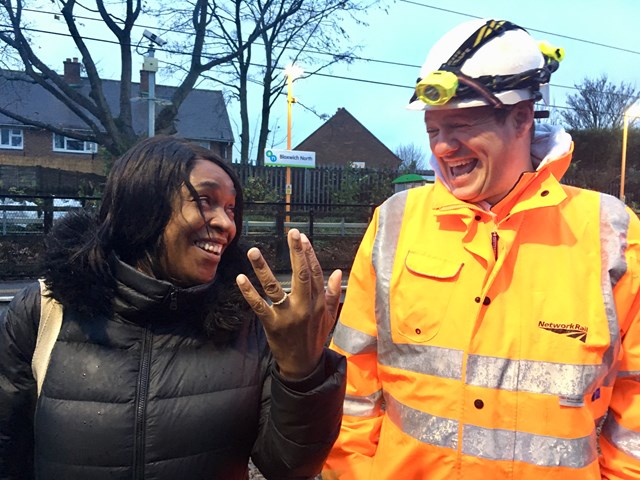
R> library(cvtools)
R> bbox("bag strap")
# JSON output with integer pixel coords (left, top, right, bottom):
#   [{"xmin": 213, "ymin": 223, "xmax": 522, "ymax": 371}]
[{"xmin": 32, "ymin": 279, "xmax": 63, "ymax": 397}]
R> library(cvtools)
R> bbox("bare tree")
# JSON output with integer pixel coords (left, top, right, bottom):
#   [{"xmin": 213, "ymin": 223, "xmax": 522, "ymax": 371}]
[
  {"xmin": 204, "ymin": 0, "xmax": 372, "ymax": 165},
  {"xmin": 0, "ymin": 0, "xmax": 305, "ymax": 156},
  {"xmin": 560, "ymin": 74, "xmax": 639, "ymax": 130},
  {"xmin": 395, "ymin": 142, "xmax": 427, "ymax": 172}
]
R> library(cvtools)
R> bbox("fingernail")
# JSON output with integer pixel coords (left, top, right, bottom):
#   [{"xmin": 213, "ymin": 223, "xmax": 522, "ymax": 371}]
[
  {"xmin": 300, "ymin": 233, "xmax": 309, "ymax": 244},
  {"xmin": 291, "ymin": 229, "xmax": 300, "ymax": 240},
  {"xmin": 248, "ymin": 248, "xmax": 260, "ymax": 260},
  {"xmin": 236, "ymin": 274, "xmax": 246, "ymax": 285}
]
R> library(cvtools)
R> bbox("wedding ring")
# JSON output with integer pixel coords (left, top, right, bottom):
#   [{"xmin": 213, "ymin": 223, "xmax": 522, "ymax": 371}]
[{"xmin": 271, "ymin": 292, "xmax": 288, "ymax": 306}]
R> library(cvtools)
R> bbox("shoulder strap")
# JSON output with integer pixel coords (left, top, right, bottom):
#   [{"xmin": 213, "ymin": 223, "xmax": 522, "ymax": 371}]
[{"xmin": 32, "ymin": 279, "xmax": 63, "ymax": 397}]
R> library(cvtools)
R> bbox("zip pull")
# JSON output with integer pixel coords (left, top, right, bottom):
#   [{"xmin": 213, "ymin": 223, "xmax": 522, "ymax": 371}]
[
  {"xmin": 491, "ymin": 231, "xmax": 499, "ymax": 260},
  {"xmin": 169, "ymin": 290, "xmax": 178, "ymax": 310}
]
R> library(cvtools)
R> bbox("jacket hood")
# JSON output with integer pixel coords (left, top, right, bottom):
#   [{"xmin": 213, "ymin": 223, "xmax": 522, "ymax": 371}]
[{"xmin": 42, "ymin": 208, "xmax": 113, "ymax": 315}]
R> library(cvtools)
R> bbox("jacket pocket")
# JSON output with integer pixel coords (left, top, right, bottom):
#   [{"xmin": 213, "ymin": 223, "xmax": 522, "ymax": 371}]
[{"xmin": 393, "ymin": 251, "xmax": 463, "ymax": 343}]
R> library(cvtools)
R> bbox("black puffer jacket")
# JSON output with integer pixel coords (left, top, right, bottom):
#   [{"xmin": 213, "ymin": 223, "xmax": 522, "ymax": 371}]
[{"xmin": 0, "ymin": 211, "xmax": 346, "ymax": 480}]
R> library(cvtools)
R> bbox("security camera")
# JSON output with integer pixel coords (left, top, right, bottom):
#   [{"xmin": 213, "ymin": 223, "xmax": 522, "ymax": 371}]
[{"xmin": 143, "ymin": 29, "xmax": 167, "ymax": 47}]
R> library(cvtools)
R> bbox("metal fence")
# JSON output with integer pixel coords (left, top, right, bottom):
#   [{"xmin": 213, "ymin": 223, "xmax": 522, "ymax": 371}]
[{"xmin": 0, "ymin": 195, "xmax": 375, "ymax": 240}]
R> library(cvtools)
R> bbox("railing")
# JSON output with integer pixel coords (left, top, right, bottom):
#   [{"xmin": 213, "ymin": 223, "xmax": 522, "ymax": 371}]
[{"xmin": 0, "ymin": 195, "xmax": 376, "ymax": 238}]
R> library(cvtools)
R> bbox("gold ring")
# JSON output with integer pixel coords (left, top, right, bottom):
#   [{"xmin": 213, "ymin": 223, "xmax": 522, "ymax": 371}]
[{"xmin": 271, "ymin": 292, "xmax": 288, "ymax": 306}]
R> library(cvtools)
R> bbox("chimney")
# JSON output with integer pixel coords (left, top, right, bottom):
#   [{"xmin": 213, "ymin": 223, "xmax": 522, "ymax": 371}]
[
  {"xmin": 140, "ymin": 70, "xmax": 149, "ymax": 96},
  {"xmin": 63, "ymin": 57, "xmax": 81, "ymax": 86}
]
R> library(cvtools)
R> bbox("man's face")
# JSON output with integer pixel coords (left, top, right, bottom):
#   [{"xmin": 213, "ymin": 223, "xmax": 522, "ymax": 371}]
[
  {"xmin": 161, "ymin": 159, "xmax": 237, "ymax": 287},
  {"xmin": 425, "ymin": 105, "xmax": 532, "ymax": 205}
]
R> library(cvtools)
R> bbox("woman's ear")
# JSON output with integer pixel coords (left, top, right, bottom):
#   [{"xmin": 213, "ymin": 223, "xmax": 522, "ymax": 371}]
[{"xmin": 511, "ymin": 101, "xmax": 535, "ymax": 138}]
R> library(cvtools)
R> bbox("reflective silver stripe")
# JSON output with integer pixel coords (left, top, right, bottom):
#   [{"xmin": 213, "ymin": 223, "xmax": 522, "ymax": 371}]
[
  {"xmin": 601, "ymin": 412, "xmax": 640, "ymax": 460},
  {"xmin": 380, "ymin": 342, "xmax": 463, "ymax": 380},
  {"xmin": 466, "ymin": 355, "xmax": 603, "ymax": 396},
  {"xmin": 372, "ymin": 192, "xmax": 407, "ymax": 344},
  {"xmin": 599, "ymin": 194, "xmax": 628, "ymax": 387},
  {"xmin": 618, "ymin": 370, "xmax": 640, "ymax": 381},
  {"xmin": 463, "ymin": 424, "xmax": 598, "ymax": 468},
  {"xmin": 343, "ymin": 390, "xmax": 384, "ymax": 417},
  {"xmin": 385, "ymin": 393, "xmax": 458, "ymax": 450},
  {"xmin": 332, "ymin": 322, "xmax": 377, "ymax": 356}
]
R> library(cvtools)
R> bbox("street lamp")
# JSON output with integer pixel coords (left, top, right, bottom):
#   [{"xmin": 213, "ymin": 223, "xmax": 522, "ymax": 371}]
[
  {"xmin": 141, "ymin": 30, "xmax": 167, "ymax": 137},
  {"xmin": 283, "ymin": 63, "xmax": 304, "ymax": 223},
  {"xmin": 620, "ymin": 102, "xmax": 640, "ymax": 201}
]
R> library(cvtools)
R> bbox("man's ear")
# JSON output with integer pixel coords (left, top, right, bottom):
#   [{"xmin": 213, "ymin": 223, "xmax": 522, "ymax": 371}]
[{"xmin": 511, "ymin": 101, "xmax": 535, "ymax": 138}]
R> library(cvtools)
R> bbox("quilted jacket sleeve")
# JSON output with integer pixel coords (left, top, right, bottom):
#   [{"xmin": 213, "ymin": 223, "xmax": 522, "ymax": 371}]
[
  {"xmin": 0, "ymin": 282, "xmax": 40, "ymax": 480},
  {"xmin": 251, "ymin": 343, "xmax": 346, "ymax": 480}
]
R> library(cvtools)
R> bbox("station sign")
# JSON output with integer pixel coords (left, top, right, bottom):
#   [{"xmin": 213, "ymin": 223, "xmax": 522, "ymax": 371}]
[{"xmin": 264, "ymin": 149, "xmax": 315, "ymax": 168}]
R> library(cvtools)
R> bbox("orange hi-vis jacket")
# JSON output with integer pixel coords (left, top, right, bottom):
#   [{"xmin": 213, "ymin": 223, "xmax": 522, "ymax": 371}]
[{"xmin": 325, "ymin": 132, "xmax": 640, "ymax": 479}]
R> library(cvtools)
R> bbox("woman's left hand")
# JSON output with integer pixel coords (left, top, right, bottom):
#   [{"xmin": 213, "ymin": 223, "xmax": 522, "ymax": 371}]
[{"xmin": 236, "ymin": 228, "xmax": 343, "ymax": 380}]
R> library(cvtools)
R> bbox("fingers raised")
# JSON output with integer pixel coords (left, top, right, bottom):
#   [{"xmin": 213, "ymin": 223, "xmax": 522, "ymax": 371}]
[
  {"xmin": 300, "ymin": 232, "xmax": 326, "ymax": 300},
  {"xmin": 236, "ymin": 274, "xmax": 271, "ymax": 319},
  {"xmin": 245, "ymin": 247, "xmax": 287, "ymax": 306},
  {"xmin": 288, "ymin": 229, "xmax": 312, "ymax": 300},
  {"xmin": 325, "ymin": 269, "xmax": 343, "ymax": 320}
]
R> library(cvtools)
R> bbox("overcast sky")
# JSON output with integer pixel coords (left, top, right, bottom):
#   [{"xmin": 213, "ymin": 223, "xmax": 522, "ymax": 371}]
[{"xmin": 16, "ymin": 0, "xmax": 640, "ymax": 163}]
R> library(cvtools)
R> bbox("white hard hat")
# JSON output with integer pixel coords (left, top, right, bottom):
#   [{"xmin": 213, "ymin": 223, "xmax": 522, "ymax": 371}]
[{"xmin": 407, "ymin": 19, "xmax": 561, "ymax": 111}]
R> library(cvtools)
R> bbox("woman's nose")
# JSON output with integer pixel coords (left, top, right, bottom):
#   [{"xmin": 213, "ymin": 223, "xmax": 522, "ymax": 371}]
[{"xmin": 207, "ymin": 207, "xmax": 234, "ymax": 231}]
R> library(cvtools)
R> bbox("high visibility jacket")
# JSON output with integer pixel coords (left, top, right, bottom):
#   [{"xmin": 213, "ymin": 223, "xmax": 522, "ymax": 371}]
[{"xmin": 325, "ymin": 130, "xmax": 640, "ymax": 479}]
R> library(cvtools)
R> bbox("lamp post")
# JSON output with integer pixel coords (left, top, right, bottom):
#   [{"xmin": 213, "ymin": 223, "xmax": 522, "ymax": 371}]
[
  {"xmin": 142, "ymin": 45, "xmax": 160, "ymax": 138},
  {"xmin": 283, "ymin": 63, "xmax": 304, "ymax": 224},
  {"xmin": 621, "ymin": 103, "xmax": 640, "ymax": 201}
]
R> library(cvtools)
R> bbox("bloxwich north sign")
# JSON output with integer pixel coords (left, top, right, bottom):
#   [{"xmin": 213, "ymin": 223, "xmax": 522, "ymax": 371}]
[{"xmin": 264, "ymin": 149, "xmax": 316, "ymax": 168}]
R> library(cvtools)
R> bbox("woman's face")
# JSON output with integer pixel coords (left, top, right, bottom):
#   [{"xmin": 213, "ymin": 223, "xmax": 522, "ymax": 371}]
[{"xmin": 161, "ymin": 159, "xmax": 237, "ymax": 287}]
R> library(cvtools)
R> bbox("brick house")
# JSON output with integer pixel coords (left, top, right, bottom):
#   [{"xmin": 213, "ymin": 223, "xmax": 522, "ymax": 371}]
[
  {"xmin": 294, "ymin": 107, "xmax": 402, "ymax": 169},
  {"xmin": 0, "ymin": 58, "xmax": 234, "ymax": 178}
]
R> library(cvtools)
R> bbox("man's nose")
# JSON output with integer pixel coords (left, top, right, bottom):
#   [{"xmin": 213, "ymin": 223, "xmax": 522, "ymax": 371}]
[{"xmin": 431, "ymin": 131, "xmax": 460, "ymax": 157}]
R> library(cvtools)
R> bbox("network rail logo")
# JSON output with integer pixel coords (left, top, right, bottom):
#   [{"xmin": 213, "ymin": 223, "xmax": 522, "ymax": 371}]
[{"xmin": 538, "ymin": 321, "xmax": 588, "ymax": 343}]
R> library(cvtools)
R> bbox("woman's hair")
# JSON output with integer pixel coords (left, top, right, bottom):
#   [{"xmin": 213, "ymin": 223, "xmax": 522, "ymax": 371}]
[{"xmin": 84, "ymin": 136, "xmax": 254, "ymax": 335}]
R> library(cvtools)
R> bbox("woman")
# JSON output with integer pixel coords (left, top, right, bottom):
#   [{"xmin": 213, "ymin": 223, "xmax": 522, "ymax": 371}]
[{"xmin": 0, "ymin": 136, "xmax": 346, "ymax": 480}]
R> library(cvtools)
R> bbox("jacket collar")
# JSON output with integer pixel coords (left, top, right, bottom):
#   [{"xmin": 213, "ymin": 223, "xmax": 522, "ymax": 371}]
[{"xmin": 109, "ymin": 253, "xmax": 216, "ymax": 320}]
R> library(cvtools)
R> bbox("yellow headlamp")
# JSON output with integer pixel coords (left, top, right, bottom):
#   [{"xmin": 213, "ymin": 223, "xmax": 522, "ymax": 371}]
[
  {"xmin": 415, "ymin": 71, "xmax": 460, "ymax": 106},
  {"xmin": 538, "ymin": 40, "xmax": 565, "ymax": 62}
]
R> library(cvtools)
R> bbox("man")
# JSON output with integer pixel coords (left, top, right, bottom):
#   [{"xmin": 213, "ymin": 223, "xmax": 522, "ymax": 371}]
[{"xmin": 324, "ymin": 18, "xmax": 640, "ymax": 479}]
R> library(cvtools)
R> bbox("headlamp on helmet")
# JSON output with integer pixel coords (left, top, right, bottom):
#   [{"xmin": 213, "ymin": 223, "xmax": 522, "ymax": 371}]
[{"xmin": 409, "ymin": 19, "xmax": 564, "ymax": 110}]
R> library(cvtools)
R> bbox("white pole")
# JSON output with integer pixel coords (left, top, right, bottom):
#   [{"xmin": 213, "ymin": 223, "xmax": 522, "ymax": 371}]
[{"xmin": 147, "ymin": 46, "xmax": 156, "ymax": 138}]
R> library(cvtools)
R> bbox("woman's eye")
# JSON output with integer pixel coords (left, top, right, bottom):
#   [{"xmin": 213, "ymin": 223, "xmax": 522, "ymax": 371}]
[{"xmin": 226, "ymin": 205, "xmax": 236, "ymax": 217}]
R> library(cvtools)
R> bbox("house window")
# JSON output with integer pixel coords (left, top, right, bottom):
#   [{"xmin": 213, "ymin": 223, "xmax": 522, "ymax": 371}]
[
  {"xmin": 0, "ymin": 128, "xmax": 23, "ymax": 149},
  {"xmin": 53, "ymin": 134, "xmax": 97, "ymax": 153}
]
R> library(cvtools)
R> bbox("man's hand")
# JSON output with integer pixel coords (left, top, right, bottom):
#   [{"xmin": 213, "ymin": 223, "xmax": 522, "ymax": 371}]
[{"xmin": 236, "ymin": 228, "xmax": 342, "ymax": 379}]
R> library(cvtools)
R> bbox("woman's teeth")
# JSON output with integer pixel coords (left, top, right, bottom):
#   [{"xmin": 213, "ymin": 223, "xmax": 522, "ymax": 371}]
[{"xmin": 195, "ymin": 241, "xmax": 222, "ymax": 254}]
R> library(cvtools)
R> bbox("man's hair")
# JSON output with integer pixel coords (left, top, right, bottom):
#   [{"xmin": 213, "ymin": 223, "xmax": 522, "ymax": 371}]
[{"xmin": 492, "ymin": 101, "xmax": 536, "ymax": 141}]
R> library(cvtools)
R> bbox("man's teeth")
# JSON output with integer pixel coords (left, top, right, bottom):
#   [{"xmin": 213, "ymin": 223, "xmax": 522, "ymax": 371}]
[
  {"xmin": 195, "ymin": 241, "xmax": 222, "ymax": 254},
  {"xmin": 449, "ymin": 159, "xmax": 477, "ymax": 177}
]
